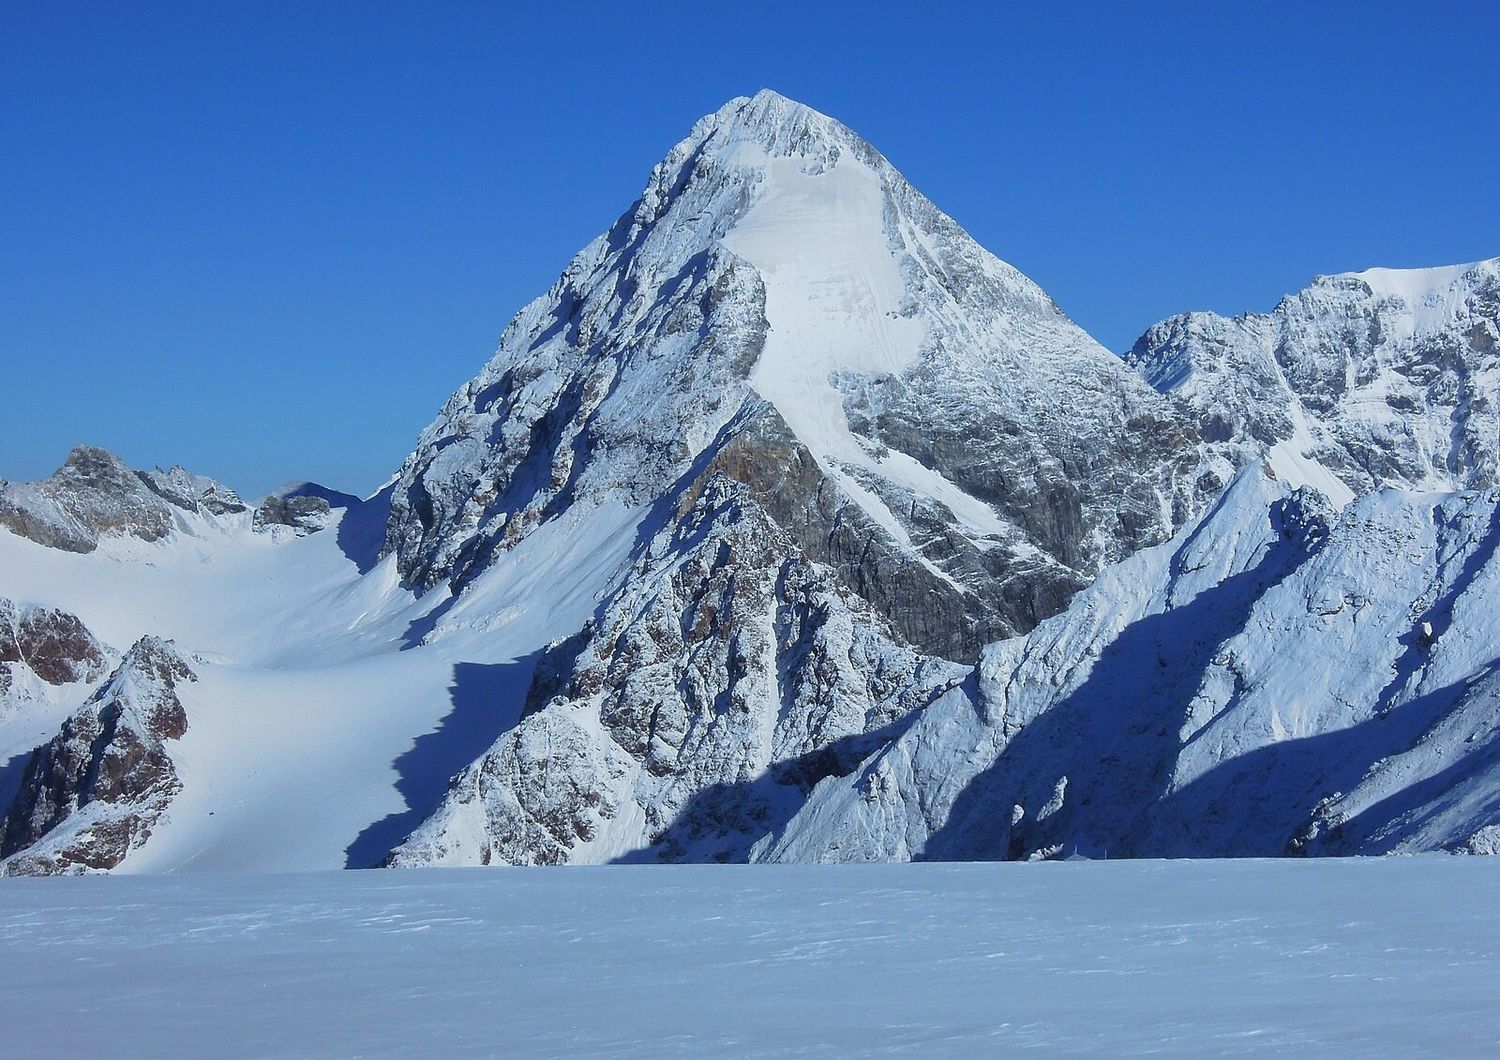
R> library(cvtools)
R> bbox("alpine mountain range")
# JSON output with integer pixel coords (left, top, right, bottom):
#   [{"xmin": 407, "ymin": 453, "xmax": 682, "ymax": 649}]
[{"xmin": 2, "ymin": 90, "xmax": 1497, "ymax": 874}]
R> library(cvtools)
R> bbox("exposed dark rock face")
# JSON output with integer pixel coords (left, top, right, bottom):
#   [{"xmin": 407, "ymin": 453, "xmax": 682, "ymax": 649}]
[
  {"xmin": 255, "ymin": 494, "xmax": 334, "ymax": 535},
  {"xmin": 0, "ymin": 599, "xmax": 111, "ymax": 705},
  {"xmin": 268, "ymin": 481, "xmax": 362, "ymax": 509},
  {"xmin": 387, "ymin": 473, "xmax": 967, "ymax": 867},
  {"xmin": 698, "ymin": 406, "xmax": 1204, "ymax": 661},
  {"xmin": 0, "ymin": 637, "xmax": 194, "ymax": 875},
  {"xmin": 838, "ymin": 372, "xmax": 1209, "ymax": 575}
]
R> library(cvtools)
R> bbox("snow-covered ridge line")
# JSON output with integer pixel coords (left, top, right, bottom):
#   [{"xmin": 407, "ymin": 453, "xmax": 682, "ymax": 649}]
[
  {"xmin": 0, "ymin": 90, "xmax": 1496, "ymax": 874},
  {"xmin": 0, "ymin": 444, "xmax": 362, "ymax": 554},
  {"xmin": 757, "ymin": 469, "xmax": 1500, "ymax": 862},
  {"xmin": 1346, "ymin": 260, "xmax": 1486, "ymax": 306},
  {"xmin": 1128, "ymin": 256, "xmax": 1499, "ymax": 496}
]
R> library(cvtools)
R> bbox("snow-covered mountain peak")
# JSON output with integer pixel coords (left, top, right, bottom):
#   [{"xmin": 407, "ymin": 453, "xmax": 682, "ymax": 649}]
[
  {"xmin": 385, "ymin": 92, "xmax": 1214, "ymax": 660},
  {"xmin": 689, "ymin": 89, "xmax": 849, "ymax": 160},
  {"xmin": 1340, "ymin": 260, "xmax": 1487, "ymax": 306},
  {"xmin": 3, "ymin": 99, "xmax": 1498, "ymax": 878}
]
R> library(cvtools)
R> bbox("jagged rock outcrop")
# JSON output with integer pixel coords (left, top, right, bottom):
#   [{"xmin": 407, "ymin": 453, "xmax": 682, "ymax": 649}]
[
  {"xmin": 254, "ymin": 493, "xmax": 334, "ymax": 535},
  {"xmin": 0, "ymin": 446, "xmax": 260, "ymax": 552},
  {"xmin": 383, "ymin": 90, "xmax": 1222, "ymax": 664},
  {"xmin": 387, "ymin": 469, "xmax": 968, "ymax": 867},
  {"xmin": 0, "ymin": 599, "xmax": 112, "ymax": 712},
  {"xmin": 138, "ymin": 465, "xmax": 247, "ymax": 515},
  {"xmin": 267, "ymin": 481, "xmax": 362, "ymax": 509},
  {"xmin": 0, "ymin": 637, "xmax": 194, "ymax": 875},
  {"xmin": 1127, "ymin": 260, "xmax": 1500, "ymax": 496},
  {"xmin": 0, "ymin": 446, "xmax": 178, "ymax": 552}
]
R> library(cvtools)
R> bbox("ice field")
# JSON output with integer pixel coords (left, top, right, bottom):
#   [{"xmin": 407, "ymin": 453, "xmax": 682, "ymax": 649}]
[{"xmin": 2, "ymin": 858, "xmax": 1497, "ymax": 1057}]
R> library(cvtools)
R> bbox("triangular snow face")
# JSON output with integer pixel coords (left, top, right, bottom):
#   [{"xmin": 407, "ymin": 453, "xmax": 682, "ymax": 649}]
[{"xmin": 385, "ymin": 90, "xmax": 1219, "ymax": 661}]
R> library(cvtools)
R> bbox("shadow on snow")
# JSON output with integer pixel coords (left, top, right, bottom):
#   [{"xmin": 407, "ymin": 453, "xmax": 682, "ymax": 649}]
[
  {"xmin": 335, "ymin": 484, "xmax": 394, "ymax": 576},
  {"xmin": 344, "ymin": 655, "xmax": 539, "ymax": 868}
]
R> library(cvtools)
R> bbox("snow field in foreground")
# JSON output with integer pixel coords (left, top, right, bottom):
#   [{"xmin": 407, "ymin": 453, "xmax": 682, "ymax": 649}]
[{"xmin": 1, "ymin": 858, "xmax": 1497, "ymax": 1057}]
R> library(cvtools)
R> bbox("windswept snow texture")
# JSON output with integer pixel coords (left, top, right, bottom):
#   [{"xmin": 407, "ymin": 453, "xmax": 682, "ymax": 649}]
[{"xmin": 2, "ymin": 860, "xmax": 1499, "ymax": 1057}]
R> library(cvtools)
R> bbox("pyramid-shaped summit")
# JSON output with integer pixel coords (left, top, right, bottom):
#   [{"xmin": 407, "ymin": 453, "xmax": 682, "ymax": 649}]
[
  {"xmin": 385, "ymin": 89, "xmax": 1218, "ymax": 661},
  {"xmin": 359, "ymin": 89, "xmax": 1236, "ymax": 865}
]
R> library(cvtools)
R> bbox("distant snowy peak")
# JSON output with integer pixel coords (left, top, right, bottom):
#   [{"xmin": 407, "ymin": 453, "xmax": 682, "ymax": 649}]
[
  {"xmin": 1128, "ymin": 257, "xmax": 1499, "ymax": 495},
  {"xmin": 0, "ymin": 446, "xmax": 180, "ymax": 553},
  {"xmin": 138, "ymin": 465, "xmax": 248, "ymax": 517},
  {"xmin": 0, "ymin": 446, "xmax": 346, "ymax": 551}
]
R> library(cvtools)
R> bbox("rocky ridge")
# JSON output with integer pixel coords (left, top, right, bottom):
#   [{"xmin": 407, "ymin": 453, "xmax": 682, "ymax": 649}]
[
  {"xmin": 0, "ymin": 637, "xmax": 195, "ymax": 875},
  {"xmin": 0, "ymin": 445, "xmax": 354, "ymax": 552},
  {"xmin": 0, "ymin": 598, "xmax": 113, "ymax": 713},
  {"xmin": 387, "ymin": 470, "xmax": 968, "ymax": 866},
  {"xmin": 383, "ymin": 90, "xmax": 1222, "ymax": 665},
  {"xmin": 0, "ymin": 446, "xmax": 182, "ymax": 553},
  {"xmin": 1127, "ymin": 260, "xmax": 1499, "ymax": 496}
]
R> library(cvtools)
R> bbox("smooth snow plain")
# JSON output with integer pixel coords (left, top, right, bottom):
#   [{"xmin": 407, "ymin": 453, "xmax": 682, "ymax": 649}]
[{"xmin": 2, "ymin": 858, "xmax": 1497, "ymax": 1057}]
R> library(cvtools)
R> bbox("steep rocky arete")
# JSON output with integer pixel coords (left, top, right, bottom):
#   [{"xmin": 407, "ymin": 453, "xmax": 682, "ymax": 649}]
[{"xmin": 0, "ymin": 637, "xmax": 195, "ymax": 875}]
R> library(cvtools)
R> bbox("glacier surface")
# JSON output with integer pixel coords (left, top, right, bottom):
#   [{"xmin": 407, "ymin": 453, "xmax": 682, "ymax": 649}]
[{"xmin": 1, "ymin": 860, "xmax": 1498, "ymax": 1057}]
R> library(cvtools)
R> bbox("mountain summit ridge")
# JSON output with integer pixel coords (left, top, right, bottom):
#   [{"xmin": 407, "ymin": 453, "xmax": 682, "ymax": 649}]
[
  {"xmin": 0, "ymin": 91, "xmax": 1496, "ymax": 874},
  {"xmin": 384, "ymin": 89, "xmax": 1217, "ymax": 663}
]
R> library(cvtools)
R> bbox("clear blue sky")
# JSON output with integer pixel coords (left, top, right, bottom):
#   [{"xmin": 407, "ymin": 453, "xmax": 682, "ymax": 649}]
[{"xmin": 4, "ymin": 2, "xmax": 1496, "ymax": 497}]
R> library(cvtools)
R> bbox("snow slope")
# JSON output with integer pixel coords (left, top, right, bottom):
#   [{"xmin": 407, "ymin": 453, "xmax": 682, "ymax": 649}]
[
  {"xmin": 0, "ymin": 488, "xmax": 644, "ymax": 872},
  {"xmin": 2, "ymin": 860, "xmax": 1498, "ymax": 1057},
  {"xmin": 758, "ymin": 464, "xmax": 1500, "ymax": 862}
]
